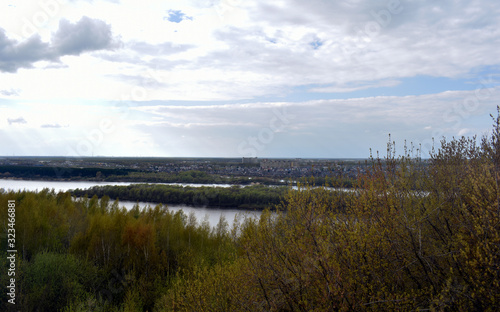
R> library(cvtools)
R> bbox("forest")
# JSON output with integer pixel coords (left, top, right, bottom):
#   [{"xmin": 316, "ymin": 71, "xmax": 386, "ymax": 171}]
[
  {"xmin": 1, "ymin": 111, "xmax": 500, "ymax": 311},
  {"xmin": 71, "ymin": 184, "xmax": 288, "ymax": 210},
  {"xmin": 0, "ymin": 164, "xmax": 289, "ymax": 186}
]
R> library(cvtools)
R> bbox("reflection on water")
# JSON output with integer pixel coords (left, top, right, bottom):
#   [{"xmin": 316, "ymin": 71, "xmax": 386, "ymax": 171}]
[
  {"xmin": 0, "ymin": 179, "xmax": 133, "ymax": 192},
  {"xmin": 0, "ymin": 179, "xmax": 235, "ymax": 193},
  {"xmin": 116, "ymin": 200, "xmax": 260, "ymax": 229}
]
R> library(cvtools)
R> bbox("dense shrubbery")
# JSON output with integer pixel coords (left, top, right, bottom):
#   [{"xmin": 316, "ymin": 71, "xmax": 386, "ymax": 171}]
[
  {"xmin": 156, "ymin": 111, "xmax": 500, "ymax": 311},
  {"xmin": 2, "ymin": 111, "xmax": 500, "ymax": 311}
]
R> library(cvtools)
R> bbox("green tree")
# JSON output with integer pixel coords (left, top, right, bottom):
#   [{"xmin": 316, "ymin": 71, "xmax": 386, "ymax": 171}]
[{"xmin": 19, "ymin": 252, "xmax": 100, "ymax": 312}]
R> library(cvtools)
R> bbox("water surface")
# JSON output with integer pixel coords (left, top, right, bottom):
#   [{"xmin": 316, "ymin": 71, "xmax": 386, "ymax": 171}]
[{"xmin": 0, "ymin": 179, "xmax": 260, "ymax": 228}]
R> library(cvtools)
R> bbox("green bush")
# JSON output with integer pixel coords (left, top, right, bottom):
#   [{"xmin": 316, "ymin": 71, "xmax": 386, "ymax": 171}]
[{"xmin": 20, "ymin": 252, "xmax": 100, "ymax": 312}]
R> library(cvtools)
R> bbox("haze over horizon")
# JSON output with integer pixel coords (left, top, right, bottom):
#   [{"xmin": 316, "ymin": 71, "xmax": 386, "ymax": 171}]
[{"xmin": 1, "ymin": 0, "xmax": 499, "ymax": 158}]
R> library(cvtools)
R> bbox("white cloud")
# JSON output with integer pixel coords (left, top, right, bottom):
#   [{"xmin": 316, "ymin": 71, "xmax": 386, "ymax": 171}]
[
  {"xmin": 309, "ymin": 80, "xmax": 401, "ymax": 93},
  {"xmin": 1, "ymin": 0, "xmax": 499, "ymax": 101},
  {"xmin": 7, "ymin": 117, "xmax": 27, "ymax": 125},
  {"xmin": 0, "ymin": 0, "xmax": 499, "ymax": 157},
  {"xmin": 0, "ymin": 16, "xmax": 119, "ymax": 73},
  {"xmin": 1, "ymin": 85, "xmax": 498, "ymax": 156},
  {"xmin": 51, "ymin": 16, "xmax": 120, "ymax": 55},
  {"xmin": 0, "ymin": 88, "xmax": 20, "ymax": 96}
]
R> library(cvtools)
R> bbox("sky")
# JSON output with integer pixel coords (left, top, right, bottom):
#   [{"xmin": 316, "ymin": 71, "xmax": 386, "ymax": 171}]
[{"xmin": 0, "ymin": 0, "xmax": 499, "ymax": 158}]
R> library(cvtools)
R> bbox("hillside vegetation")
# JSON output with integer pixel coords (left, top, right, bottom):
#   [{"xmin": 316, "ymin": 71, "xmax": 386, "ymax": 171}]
[{"xmin": 2, "ymin": 111, "xmax": 500, "ymax": 311}]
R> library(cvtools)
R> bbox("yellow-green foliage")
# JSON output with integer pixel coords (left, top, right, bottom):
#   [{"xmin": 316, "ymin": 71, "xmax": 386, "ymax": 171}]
[
  {"xmin": 2, "ymin": 110, "xmax": 500, "ymax": 311},
  {"xmin": 0, "ymin": 192, "xmax": 236, "ymax": 311},
  {"xmin": 159, "ymin": 111, "xmax": 500, "ymax": 311}
]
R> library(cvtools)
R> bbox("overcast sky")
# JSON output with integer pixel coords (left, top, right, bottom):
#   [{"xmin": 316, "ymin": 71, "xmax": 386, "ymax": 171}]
[{"xmin": 0, "ymin": 0, "xmax": 499, "ymax": 158}]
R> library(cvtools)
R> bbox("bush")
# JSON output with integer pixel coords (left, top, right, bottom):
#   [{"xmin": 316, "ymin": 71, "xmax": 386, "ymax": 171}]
[
  {"xmin": 158, "ymin": 109, "xmax": 500, "ymax": 311},
  {"xmin": 20, "ymin": 252, "xmax": 100, "ymax": 312}
]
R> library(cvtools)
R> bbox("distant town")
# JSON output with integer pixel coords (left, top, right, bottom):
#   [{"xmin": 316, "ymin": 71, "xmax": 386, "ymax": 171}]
[{"xmin": 0, "ymin": 156, "xmax": 372, "ymax": 184}]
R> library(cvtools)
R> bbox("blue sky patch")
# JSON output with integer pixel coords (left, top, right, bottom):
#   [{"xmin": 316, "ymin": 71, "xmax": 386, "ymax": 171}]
[
  {"xmin": 165, "ymin": 10, "xmax": 193, "ymax": 23},
  {"xmin": 310, "ymin": 40, "xmax": 323, "ymax": 50}
]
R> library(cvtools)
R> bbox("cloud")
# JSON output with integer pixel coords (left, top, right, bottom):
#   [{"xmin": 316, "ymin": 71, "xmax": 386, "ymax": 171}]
[
  {"xmin": 4, "ymin": 1, "xmax": 497, "ymax": 102},
  {"xmin": 7, "ymin": 117, "xmax": 27, "ymax": 125},
  {"xmin": 127, "ymin": 86, "xmax": 498, "ymax": 157},
  {"xmin": 0, "ymin": 89, "xmax": 20, "ymax": 96},
  {"xmin": 310, "ymin": 80, "xmax": 401, "ymax": 93},
  {"xmin": 41, "ymin": 123, "xmax": 67, "ymax": 128},
  {"xmin": 68, "ymin": 0, "xmax": 120, "ymax": 2},
  {"xmin": 52, "ymin": 16, "xmax": 120, "ymax": 55},
  {"xmin": 0, "ymin": 30, "xmax": 56, "ymax": 73},
  {"xmin": 457, "ymin": 128, "xmax": 472, "ymax": 136},
  {"xmin": 128, "ymin": 41, "xmax": 194, "ymax": 56},
  {"xmin": 183, "ymin": 0, "xmax": 500, "ymax": 99},
  {"xmin": 110, "ymin": 74, "xmax": 167, "ymax": 88},
  {"xmin": 0, "ymin": 16, "xmax": 120, "ymax": 73}
]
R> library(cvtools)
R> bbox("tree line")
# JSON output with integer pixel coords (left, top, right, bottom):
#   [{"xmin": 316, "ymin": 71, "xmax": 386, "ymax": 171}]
[
  {"xmin": 71, "ymin": 184, "xmax": 288, "ymax": 210},
  {"xmin": 0, "ymin": 162, "xmax": 358, "ymax": 187},
  {"xmin": 0, "ymin": 165, "xmax": 131, "ymax": 180}
]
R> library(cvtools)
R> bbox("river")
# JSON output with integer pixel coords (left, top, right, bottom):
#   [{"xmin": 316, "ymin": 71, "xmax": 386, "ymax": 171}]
[{"xmin": 0, "ymin": 179, "xmax": 261, "ymax": 228}]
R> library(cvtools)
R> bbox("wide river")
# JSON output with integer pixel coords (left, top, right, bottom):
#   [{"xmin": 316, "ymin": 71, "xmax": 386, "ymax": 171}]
[{"xmin": 0, "ymin": 179, "xmax": 261, "ymax": 228}]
